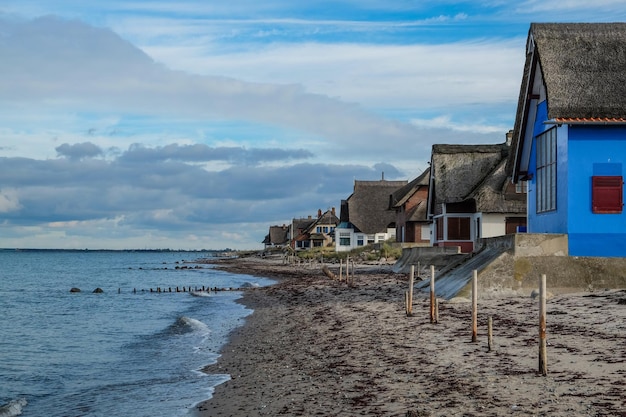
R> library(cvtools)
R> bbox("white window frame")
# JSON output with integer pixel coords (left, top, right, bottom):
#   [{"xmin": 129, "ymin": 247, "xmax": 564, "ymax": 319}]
[{"xmin": 536, "ymin": 128, "xmax": 557, "ymax": 213}]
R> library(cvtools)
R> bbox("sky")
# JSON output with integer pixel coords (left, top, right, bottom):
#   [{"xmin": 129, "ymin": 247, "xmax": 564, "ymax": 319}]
[{"xmin": 1, "ymin": 1, "xmax": 625, "ymax": 250}]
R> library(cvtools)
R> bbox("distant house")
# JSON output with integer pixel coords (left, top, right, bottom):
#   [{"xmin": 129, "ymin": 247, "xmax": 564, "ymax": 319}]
[
  {"xmin": 290, "ymin": 216, "xmax": 317, "ymax": 250},
  {"xmin": 306, "ymin": 208, "xmax": 340, "ymax": 248},
  {"xmin": 290, "ymin": 208, "xmax": 339, "ymax": 250},
  {"xmin": 335, "ymin": 177, "xmax": 408, "ymax": 252},
  {"xmin": 511, "ymin": 23, "xmax": 626, "ymax": 257},
  {"xmin": 389, "ymin": 168, "xmax": 431, "ymax": 245},
  {"xmin": 428, "ymin": 138, "xmax": 527, "ymax": 253},
  {"xmin": 262, "ymin": 225, "xmax": 289, "ymax": 249}
]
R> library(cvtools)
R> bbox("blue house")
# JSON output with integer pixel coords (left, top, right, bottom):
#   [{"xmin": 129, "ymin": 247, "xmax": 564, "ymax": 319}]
[{"xmin": 511, "ymin": 23, "xmax": 626, "ymax": 257}]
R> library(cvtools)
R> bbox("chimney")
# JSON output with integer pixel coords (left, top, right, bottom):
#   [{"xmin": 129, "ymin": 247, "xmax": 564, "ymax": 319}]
[
  {"xmin": 506, "ymin": 129, "xmax": 513, "ymax": 146},
  {"xmin": 318, "ymin": 209, "xmax": 322, "ymax": 218},
  {"xmin": 382, "ymin": 172, "xmax": 385, "ymax": 181},
  {"xmin": 331, "ymin": 207, "xmax": 336, "ymax": 216}
]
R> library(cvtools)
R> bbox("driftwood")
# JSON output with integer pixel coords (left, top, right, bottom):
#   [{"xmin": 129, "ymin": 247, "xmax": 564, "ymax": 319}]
[{"xmin": 322, "ymin": 265, "xmax": 337, "ymax": 280}]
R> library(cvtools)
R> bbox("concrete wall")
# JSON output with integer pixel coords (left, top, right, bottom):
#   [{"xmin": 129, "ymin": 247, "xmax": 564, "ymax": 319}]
[{"xmin": 477, "ymin": 233, "xmax": 625, "ymax": 296}]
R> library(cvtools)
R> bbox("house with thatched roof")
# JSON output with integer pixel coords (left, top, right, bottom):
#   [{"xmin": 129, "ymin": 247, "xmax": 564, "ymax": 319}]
[
  {"xmin": 389, "ymin": 167, "xmax": 431, "ymax": 245},
  {"xmin": 290, "ymin": 216, "xmax": 317, "ymax": 250},
  {"xmin": 302, "ymin": 208, "xmax": 340, "ymax": 249},
  {"xmin": 262, "ymin": 224, "xmax": 290, "ymax": 248},
  {"xmin": 428, "ymin": 136, "xmax": 527, "ymax": 253},
  {"xmin": 335, "ymin": 176, "xmax": 408, "ymax": 252},
  {"xmin": 510, "ymin": 23, "xmax": 626, "ymax": 257},
  {"xmin": 289, "ymin": 208, "xmax": 339, "ymax": 250}
]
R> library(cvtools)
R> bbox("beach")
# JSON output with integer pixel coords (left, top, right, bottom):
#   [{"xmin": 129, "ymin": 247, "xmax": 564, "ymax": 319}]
[{"xmin": 196, "ymin": 257, "xmax": 626, "ymax": 416}]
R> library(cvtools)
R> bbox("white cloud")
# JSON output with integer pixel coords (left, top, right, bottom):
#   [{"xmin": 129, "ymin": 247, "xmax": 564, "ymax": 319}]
[
  {"xmin": 142, "ymin": 40, "xmax": 525, "ymax": 110},
  {"xmin": 0, "ymin": 189, "xmax": 22, "ymax": 213},
  {"xmin": 411, "ymin": 115, "xmax": 509, "ymax": 134}
]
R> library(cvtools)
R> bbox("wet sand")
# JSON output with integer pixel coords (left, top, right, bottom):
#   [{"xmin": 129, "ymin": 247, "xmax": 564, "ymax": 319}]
[{"xmin": 195, "ymin": 257, "xmax": 626, "ymax": 416}]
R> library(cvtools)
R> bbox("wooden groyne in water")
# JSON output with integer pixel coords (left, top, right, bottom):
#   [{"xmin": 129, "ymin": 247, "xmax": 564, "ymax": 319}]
[{"xmin": 70, "ymin": 285, "xmax": 253, "ymax": 294}]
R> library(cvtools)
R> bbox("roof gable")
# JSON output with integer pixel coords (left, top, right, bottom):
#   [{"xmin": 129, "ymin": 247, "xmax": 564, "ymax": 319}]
[
  {"xmin": 467, "ymin": 159, "xmax": 526, "ymax": 214},
  {"xmin": 390, "ymin": 168, "xmax": 430, "ymax": 209},
  {"xmin": 510, "ymin": 23, "xmax": 626, "ymax": 181},
  {"xmin": 430, "ymin": 144, "xmax": 509, "ymax": 208},
  {"xmin": 346, "ymin": 179, "xmax": 407, "ymax": 234},
  {"xmin": 532, "ymin": 23, "xmax": 626, "ymax": 120}
]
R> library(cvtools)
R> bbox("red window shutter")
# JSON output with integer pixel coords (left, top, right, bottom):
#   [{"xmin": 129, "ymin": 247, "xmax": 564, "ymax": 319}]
[{"xmin": 592, "ymin": 176, "xmax": 623, "ymax": 214}]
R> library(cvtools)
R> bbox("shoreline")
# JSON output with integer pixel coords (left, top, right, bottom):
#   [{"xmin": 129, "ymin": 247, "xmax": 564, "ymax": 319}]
[{"xmin": 195, "ymin": 257, "xmax": 626, "ymax": 416}]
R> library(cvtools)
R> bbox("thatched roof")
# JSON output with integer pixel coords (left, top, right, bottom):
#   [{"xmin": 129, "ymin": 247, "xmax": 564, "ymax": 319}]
[
  {"xmin": 263, "ymin": 225, "xmax": 289, "ymax": 245},
  {"xmin": 390, "ymin": 168, "xmax": 430, "ymax": 209},
  {"xmin": 467, "ymin": 159, "xmax": 526, "ymax": 214},
  {"xmin": 533, "ymin": 23, "xmax": 626, "ymax": 119},
  {"xmin": 345, "ymin": 179, "xmax": 407, "ymax": 234},
  {"xmin": 292, "ymin": 217, "xmax": 315, "ymax": 236},
  {"xmin": 304, "ymin": 209, "xmax": 339, "ymax": 234},
  {"xmin": 430, "ymin": 144, "xmax": 509, "ymax": 208},
  {"xmin": 510, "ymin": 23, "xmax": 626, "ymax": 178},
  {"xmin": 407, "ymin": 200, "xmax": 428, "ymax": 222}
]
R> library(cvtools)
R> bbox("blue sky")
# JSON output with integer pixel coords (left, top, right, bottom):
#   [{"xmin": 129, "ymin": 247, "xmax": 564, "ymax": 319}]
[{"xmin": 1, "ymin": 1, "xmax": 625, "ymax": 250}]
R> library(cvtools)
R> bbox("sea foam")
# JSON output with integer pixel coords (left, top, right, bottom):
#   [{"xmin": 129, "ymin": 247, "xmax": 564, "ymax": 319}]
[{"xmin": 0, "ymin": 398, "xmax": 27, "ymax": 417}]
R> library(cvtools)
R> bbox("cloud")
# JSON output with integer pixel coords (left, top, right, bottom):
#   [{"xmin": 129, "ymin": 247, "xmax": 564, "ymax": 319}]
[
  {"xmin": 118, "ymin": 143, "xmax": 313, "ymax": 165},
  {"xmin": 56, "ymin": 142, "xmax": 104, "ymax": 160},
  {"xmin": 0, "ymin": 147, "xmax": 401, "ymax": 228},
  {"xmin": 410, "ymin": 115, "xmax": 509, "ymax": 134},
  {"xmin": 0, "ymin": 15, "xmax": 426, "ymax": 154},
  {"xmin": 0, "ymin": 189, "xmax": 22, "ymax": 213}
]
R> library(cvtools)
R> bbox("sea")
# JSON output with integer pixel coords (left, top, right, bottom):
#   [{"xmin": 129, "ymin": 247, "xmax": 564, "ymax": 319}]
[{"xmin": 0, "ymin": 249, "xmax": 274, "ymax": 417}]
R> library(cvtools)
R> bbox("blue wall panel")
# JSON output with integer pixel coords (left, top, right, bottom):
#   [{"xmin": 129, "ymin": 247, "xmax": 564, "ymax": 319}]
[{"xmin": 568, "ymin": 125, "xmax": 626, "ymax": 256}]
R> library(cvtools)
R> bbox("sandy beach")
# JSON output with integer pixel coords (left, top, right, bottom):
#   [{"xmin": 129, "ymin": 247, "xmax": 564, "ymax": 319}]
[{"xmin": 196, "ymin": 257, "xmax": 626, "ymax": 417}]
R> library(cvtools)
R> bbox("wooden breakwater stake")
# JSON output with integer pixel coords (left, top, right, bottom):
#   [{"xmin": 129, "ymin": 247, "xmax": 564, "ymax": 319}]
[
  {"xmin": 407, "ymin": 265, "xmax": 415, "ymax": 316},
  {"xmin": 429, "ymin": 265, "xmax": 436, "ymax": 323},
  {"xmin": 487, "ymin": 316, "xmax": 493, "ymax": 352},
  {"xmin": 339, "ymin": 259, "xmax": 344, "ymax": 282},
  {"xmin": 471, "ymin": 270, "xmax": 478, "ymax": 343},
  {"xmin": 539, "ymin": 274, "xmax": 548, "ymax": 376}
]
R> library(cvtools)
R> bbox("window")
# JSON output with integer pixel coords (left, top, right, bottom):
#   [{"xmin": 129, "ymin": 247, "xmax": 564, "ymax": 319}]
[
  {"xmin": 339, "ymin": 232, "xmax": 351, "ymax": 246},
  {"xmin": 316, "ymin": 226, "xmax": 321, "ymax": 233},
  {"xmin": 367, "ymin": 235, "xmax": 375, "ymax": 244},
  {"xmin": 323, "ymin": 226, "xmax": 329, "ymax": 233},
  {"xmin": 357, "ymin": 236, "xmax": 364, "ymax": 246},
  {"xmin": 536, "ymin": 128, "xmax": 557, "ymax": 213},
  {"xmin": 447, "ymin": 217, "xmax": 471, "ymax": 240},
  {"xmin": 592, "ymin": 176, "xmax": 623, "ymax": 214},
  {"xmin": 516, "ymin": 181, "xmax": 527, "ymax": 194},
  {"xmin": 436, "ymin": 217, "xmax": 444, "ymax": 241}
]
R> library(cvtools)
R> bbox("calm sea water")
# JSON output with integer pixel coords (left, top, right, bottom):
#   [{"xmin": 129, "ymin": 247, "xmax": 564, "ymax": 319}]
[{"xmin": 0, "ymin": 250, "xmax": 273, "ymax": 417}]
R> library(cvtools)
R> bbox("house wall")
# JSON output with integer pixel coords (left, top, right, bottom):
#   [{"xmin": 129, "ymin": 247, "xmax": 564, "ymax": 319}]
[
  {"xmin": 567, "ymin": 125, "xmax": 626, "ymax": 257},
  {"xmin": 335, "ymin": 226, "xmax": 394, "ymax": 252},
  {"xmin": 479, "ymin": 213, "xmax": 507, "ymax": 238},
  {"xmin": 526, "ymin": 100, "xmax": 570, "ymax": 234}
]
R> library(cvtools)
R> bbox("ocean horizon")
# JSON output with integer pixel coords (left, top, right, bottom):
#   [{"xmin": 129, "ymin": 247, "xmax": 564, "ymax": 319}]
[{"xmin": 0, "ymin": 250, "xmax": 273, "ymax": 417}]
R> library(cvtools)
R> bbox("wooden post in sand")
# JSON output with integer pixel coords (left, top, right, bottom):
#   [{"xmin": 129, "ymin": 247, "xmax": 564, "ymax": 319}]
[
  {"xmin": 407, "ymin": 265, "xmax": 415, "ymax": 316},
  {"xmin": 472, "ymin": 270, "xmax": 478, "ymax": 342},
  {"xmin": 430, "ymin": 265, "xmax": 436, "ymax": 323},
  {"xmin": 339, "ymin": 259, "xmax": 344, "ymax": 281},
  {"xmin": 539, "ymin": 274, "xmax": 548, "ymax": 376},
  {"xmin": 487, "ymin": 316, "xmax": 493, "ymax": 352},
  {"xmin": 405, "ymin": 291, "xmax": 410, "ymax": 316},
  {"xmin": 349, "ymin": 258, "xmax": 355, "ymax": 285}
]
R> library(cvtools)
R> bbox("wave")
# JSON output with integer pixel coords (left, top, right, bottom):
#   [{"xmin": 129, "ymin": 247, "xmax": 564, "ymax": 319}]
[
  {"xmin": 166, "ymin": 316, "xmax": 211, "ymax": 337},
  {"xmin": 189, "ymin": 291, "xmax": 211, "ymax": 297},
  {"xmin": 0, "ymin": 398, "xmax": 27, "ymax": 417}
]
